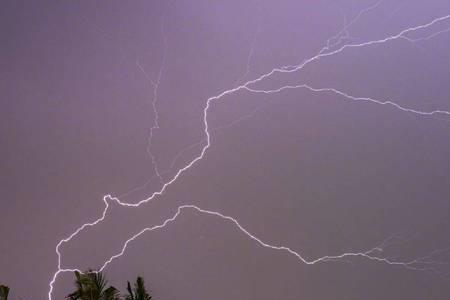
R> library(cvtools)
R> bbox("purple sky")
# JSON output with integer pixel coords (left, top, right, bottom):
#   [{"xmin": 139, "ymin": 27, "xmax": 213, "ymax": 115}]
[{"xmin": 2, "ymin": 0, "xmax": 450, "ymax": 299}]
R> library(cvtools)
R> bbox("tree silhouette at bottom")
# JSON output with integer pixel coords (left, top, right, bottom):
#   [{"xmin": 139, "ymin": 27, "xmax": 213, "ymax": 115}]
[
  {"xmin": 125, "ymin": 277, "xmax": 152, "ymax": 300},
  {"xmin": 66, "ymin": 270, "xmax": 120, "ymax": 300}
]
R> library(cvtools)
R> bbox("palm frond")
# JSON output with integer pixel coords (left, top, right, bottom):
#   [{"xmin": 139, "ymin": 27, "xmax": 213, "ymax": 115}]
[
  {"xmin": 103, "ymin": 286, "xmax": 120, "ymax": 300},
  {"xmin": 133, "ymin": 277, "xmax": 152, "ymax": 300},
  {"xmin": 125, "ymin": 281, "xmax": 134, "ymax": 300},
  {"xmin": 0, "ymin": 285, "xmax": 10, "ymax": 300}
]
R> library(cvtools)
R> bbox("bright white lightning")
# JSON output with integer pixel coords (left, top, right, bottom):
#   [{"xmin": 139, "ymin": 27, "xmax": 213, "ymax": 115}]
[
  {"xmin": 98, "ymin": 205, "xmax": 450, "ymax": 272},
  {"xmin": 319, "ymin": 0, "xmax": 384, "ymax": 55},
  {"xmin": 159, "ymin": 102, "xmax": 271, "ymax": 180},
  {"xmin": 402, "ymin": 27, "xmax": 450, "ymax": 43},
  {"xmin": 281, "ymin": 0, "xmax": 382, "ymax": 71},
  {"xmin": 48, "ymin": 12, "xmax": 450, "ymax": 300},
  {"xmin": 243, "ymin": 84, "xmax": 450, "ymax": 116},
  {"xmin": 117, "ymin": 103, "xmax": 270, "ymax": 201},
  {"xmin": 121, "ymin": 14, "xmax": 267, "ymax": 202}
]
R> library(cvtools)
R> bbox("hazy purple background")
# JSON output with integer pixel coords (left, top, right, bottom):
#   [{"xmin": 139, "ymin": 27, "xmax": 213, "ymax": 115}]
[{"xmin": 2, "ymin": 0, "xmax": 450, "ymax": 299}]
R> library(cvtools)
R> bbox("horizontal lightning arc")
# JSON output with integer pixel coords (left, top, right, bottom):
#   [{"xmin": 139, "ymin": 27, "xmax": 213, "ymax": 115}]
[
  {"xmin": 48, "ymin": 13, "xmax": 450, "ymax": 300},
  {"xmin": 244, "ymin": 84, "xmax": 450, "ymax": 116},
  {"xmin": 98, "ymin": 205, "xmax": 443, "ymax": 271},
  {"xmin": 61, "ymin": 205, "xmax": 448, "ymax": 277}
]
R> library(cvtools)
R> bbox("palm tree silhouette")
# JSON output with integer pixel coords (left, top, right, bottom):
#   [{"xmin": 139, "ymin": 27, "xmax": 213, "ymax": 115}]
[
  {"xmin": 0, "ymin": 285, "xmax": 10, "ymax": 300},
  {"xmin": 66, "ymin": 270, "xmax": 120, "ymax": 300},
  {"xmin": 1, "ymin": 272, "xmax": 153, "ymax": 299},
  {"xmin": 125, "ymin": 277, "xmax": 152, "ymax": 300}
]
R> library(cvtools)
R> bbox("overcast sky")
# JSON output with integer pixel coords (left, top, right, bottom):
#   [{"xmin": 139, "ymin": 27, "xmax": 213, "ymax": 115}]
[{"xmin": 1, "ymin": 0, "xmax": 450, "ymax": 299}]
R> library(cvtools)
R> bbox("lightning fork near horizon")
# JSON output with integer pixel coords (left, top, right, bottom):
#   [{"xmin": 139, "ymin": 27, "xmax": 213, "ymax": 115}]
[
  {"xmin": 48, "ymin": 11, "xmax": 450, "ymax": 300},
  {"xmin": 100, "ymin": 205, "xmax": 450, "ymax": 273},
  {"xmin": 56, "ymin": 205, "xmax": 450, "ymax": 283}
]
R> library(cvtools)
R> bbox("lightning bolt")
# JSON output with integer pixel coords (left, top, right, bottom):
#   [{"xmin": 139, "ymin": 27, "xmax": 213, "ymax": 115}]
[
  {"xmin": 243, "ymin": 84, "xmax": 450, "ymax": 116},
  {"xmin": 48, "ymin": 9, "xmax": 450, "ymax": 300},
  {"xmin": 97, "ymin": 205, "xmax": 450, "ymax": 272},
  {"xmin": 234, "ymin": 4, "xmax": 262, "ymax": 86},
  {"xmin": 319, "ymin": 0, "xmax": 384, "ymax": 55},
  {"xmin": 117, "ymin": 102, "xmax": 270, "ymax": 202},
  {"xmin": 280, "ymin": 0, "xmax": 382, "ymax": 71},
  {"xmin": 135, "ymin": 18, "xmax": 168, "ymax": 186},
  {"xmin": 402, "ymin": 26, "xmax": 450, "ymax": 43},
  {"xmin": 121, "ymin": 16, "xmax": 268, "ymax": 202}
]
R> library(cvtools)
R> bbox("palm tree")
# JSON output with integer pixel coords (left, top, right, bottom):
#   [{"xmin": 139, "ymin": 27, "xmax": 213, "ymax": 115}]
[
  {"xmin": 125, "ymin": 277, "xmax": 152, "ymax": 300},
  {"xmin": 0, "ymin": 285, "xmax": 9, "ymax": 300},
  {"xmin": 66, "ymin": 270, "xmax": 120, "ymax": 300}
]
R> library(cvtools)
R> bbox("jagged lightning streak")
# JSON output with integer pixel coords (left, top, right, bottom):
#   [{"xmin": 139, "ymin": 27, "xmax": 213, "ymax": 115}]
[
  {"xmin": 118, "ymin": 103, "xmax": 270, "ymax": 202},
  {"xmin": 403, "ymin": 27, "xmax": 450, "ymax": 43},
  {"xmin": 78, "ymin": 206, "xmax": 450, "ymax": 276},
  {"xmin": 48, "ymin": 13, "xmax": 450, "ymax": 300},
  {"xmin": 319, "ymin": 0, "xmax": 384, "ymax": 55},
  {"xmin": 135, "ymin": 18, "xmax": 168, "ymax": 185},
  {"xmin": 243, "ymin": 84, "xmax": 450, "ymax": 116},
  {"xmin": 165, "ymin": 103, "xmax": 271, "ymax": 172},
  {"xmin": 248, "ymin": 14, "xmax": 450, "ymax": 87},
  {"xmin": 122, "ymin": 18, "xmax": 266, "ymax": 202},
  {"xmin": 234, "ymin": 5, "xmax": 262, "ymax": 86},
  {"xmin": 281, "ymin": 0, "xmax": 382, "ymax": 71}
]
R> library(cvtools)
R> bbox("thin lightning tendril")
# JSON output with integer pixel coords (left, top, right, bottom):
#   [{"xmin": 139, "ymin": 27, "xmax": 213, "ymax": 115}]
[
  {"xmin": 243, "ymin": 84, "xmax": 450, "ymax": 116},
  {"xmin": 319, "ymin": 0, "xmax": 384, "ymax": 55},
  {"xmin": 121, "ymin": 16, "xmax": 267, "ymax": 202},
  {"xmin": 402, "ymin": 27, "xmax": 450, "ymax": 43},
  {"xmin": 117, "ymin": 103, "xmax": 270, "ymax": 201},
  {"xmin": 234, "ymin": 5, "xmax": 262, "ymax": 86},
  {"xmin": 281, "ymin": 0, "xmax": 382, "ymax": 70},
  {"xmin": 136, "ymin": 18, "xmax": 168, "ymax": 184},
  {"xmin": 96, "ymin": 205, "xmax": 448, "ymax": 272},
  {"xmin": 48, "ymin": 12, "xmax": 450, "ymax": 300}
]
